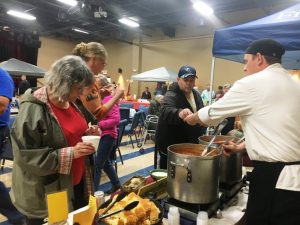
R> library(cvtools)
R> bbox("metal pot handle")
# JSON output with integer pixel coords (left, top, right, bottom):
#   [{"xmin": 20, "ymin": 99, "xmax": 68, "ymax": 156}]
[
  {"xmin": 170, "ymin": 161, "xmax": 186, "ymax": 168},
  {"xmin": 169, "ymin": 161, "xmax": 192, "ymax": 183}
]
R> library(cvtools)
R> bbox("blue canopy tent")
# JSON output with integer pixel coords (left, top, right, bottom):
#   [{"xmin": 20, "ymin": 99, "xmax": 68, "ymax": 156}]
[
  {"xmin": 207, "ymin": 3, "xmax": 300, "ymax": 104},
  {"xmin": 213, "ymin": 3, "xmax": 300, "ymax": 69}
]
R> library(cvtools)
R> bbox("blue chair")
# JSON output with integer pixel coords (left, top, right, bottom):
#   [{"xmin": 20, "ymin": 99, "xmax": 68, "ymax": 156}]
[
  {"xmin": 120, "ymin": 107, "xmax": 130, "ymax": 121},
  {"xmin": 138, "ymin": 105, "xmax": 149, "ymax": 115},
  {"xmin": 124, "ymin": 111, "xmax": 144, "ymax": 148},
  {"xmin": 110, "ymin": 119, "xmax": 128, "ymax": 174}
]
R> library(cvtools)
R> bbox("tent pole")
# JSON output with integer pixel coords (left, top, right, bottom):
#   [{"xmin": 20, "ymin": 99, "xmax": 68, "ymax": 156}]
[
  {"xmin": 206, "ymin": 56, "xmax": 216, "ymax": 135},
  {"xmin": 137, "ymin": 36, "xmax": 143, "ymax": 98},
  {"xmin": 209, "ymin": 57, "xmax": 216, "ymax": 105}
]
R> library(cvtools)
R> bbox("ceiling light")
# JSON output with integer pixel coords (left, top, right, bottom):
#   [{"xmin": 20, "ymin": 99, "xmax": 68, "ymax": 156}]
[
  {"xmin": 118, "ymin": 17, "xmax": 140, "ymax": 28},
  {"xmin": 193, "ymin": 1, "xmax": 214, "ymax": 16},
  {"xmin": 56, "ymin": 0, "xmax": 78, "ymax": 7},
  {"xmin": 7, "ymin": 10, "xmax": 36, "ymax": 21},
  {"xmin": 72, "ymin": 28, "xmax": 89, "ymax": 34}
]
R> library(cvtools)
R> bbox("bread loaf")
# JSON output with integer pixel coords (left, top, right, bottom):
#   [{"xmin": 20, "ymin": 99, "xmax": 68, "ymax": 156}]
[{"xmin": 98, "ymin": 192, "xmax": 160, "ymax": 225}]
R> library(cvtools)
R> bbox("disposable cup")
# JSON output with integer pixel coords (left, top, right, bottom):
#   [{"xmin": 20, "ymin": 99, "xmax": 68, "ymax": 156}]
[
  {"xmin": 82, "ymin": 135, "xmax": 100, "ymax": 150},
  {"xmin": 94, "ymin": 191, "xmax": 105, "ymax": 207}
]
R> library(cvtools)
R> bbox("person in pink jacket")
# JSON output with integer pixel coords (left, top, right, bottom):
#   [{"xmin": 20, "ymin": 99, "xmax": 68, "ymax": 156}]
[{"xmin": 94, "ymin": 75, "xmax": 121, "ymax": 193}]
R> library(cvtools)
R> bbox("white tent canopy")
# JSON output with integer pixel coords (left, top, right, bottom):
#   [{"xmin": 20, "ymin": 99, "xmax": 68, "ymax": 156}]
[{"xmin": 131, "ymin": 67, "xmax": 177, "ymax": 82}]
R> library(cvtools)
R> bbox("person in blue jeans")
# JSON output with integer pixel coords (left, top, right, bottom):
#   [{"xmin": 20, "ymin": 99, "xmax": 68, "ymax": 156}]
[
  {"xmin": 0, "ymin": 68, "xmax": 25, "ymax": 225},
  {"xmin": 94, "ymin": 75, "xmax": 121, "ymax": 193}
]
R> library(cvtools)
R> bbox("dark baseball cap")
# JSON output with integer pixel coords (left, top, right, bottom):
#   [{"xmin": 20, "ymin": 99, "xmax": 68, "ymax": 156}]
[
  {"xmin": 178, "ymin": 65, "xmax": 197, "ymax": 78},
  {"xmin": 245, "ymin": 39, "xmax": 285, "ymax": 59}
]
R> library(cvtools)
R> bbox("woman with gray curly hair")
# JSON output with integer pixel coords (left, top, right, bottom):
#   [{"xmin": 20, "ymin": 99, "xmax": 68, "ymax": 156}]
[{"xmin": 10, "ymin": 55, "xmax": 99, "ymax": 225}]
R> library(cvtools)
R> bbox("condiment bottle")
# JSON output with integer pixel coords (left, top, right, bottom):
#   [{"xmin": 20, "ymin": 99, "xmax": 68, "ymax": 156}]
[
  {"xmin": 168, "ymin": 206, "xmax": 180, "ymax": 225},
  {"xmin": 197, "ymin": 211, "xmax": 209, "ymax": 225}
]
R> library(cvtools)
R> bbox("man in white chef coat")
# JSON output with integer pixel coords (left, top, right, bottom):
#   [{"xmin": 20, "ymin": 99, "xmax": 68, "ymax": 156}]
[{"xmin": 183, "ymin": 39, "xmax": 300, "ymax": 225}]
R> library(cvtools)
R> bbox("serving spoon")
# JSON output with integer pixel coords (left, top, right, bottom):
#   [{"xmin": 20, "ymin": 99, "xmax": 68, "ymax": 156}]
[{"xmin": 201, "ymin": 119, "xmax": 228, "ymax": 156}]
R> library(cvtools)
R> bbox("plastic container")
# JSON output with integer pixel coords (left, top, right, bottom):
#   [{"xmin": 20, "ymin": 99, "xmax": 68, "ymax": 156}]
[
  {"xmin": 94, "ymin": 191, "xmax": 105, "ymax": 208},
  {"xmin": 168, "ymin": 206, "xmax": 180, "ymax": 225},
  {"xmin": 197, "ymin": 211, "xmax": 209, "ymax": 225}
]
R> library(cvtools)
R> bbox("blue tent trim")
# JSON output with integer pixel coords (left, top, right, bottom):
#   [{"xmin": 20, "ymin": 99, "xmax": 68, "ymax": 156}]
[{"xmin": 213, "ymin": 3, "xmax": 300, "ymax": 69}]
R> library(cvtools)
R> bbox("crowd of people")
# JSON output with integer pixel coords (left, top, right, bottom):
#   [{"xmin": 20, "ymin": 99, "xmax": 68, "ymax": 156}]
[
  {"xmin": 140, "ymin": 78, "xmax": 232, "ymax": 107},
  {"xmin": 1, "ymin": 42, "xmax": 125, "ymax": 224},
  {"xmin": 1, "ymin": 38, "xmax": 300, "ymax": 225}
]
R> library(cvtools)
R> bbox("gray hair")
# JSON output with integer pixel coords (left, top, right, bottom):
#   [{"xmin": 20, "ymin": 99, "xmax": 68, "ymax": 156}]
[
  {"xmin": 72, "ymin": 42, "xmax": 108, "ymax": 61},
  {"xmin": 155, "ymin": 94, "xmax": 164, "ymax": 102},
  {"xmin": 223, "ymin": 83, "xmax": 232, "ymax": 89},
  {"xmin": 95, "ymin": 74, "xmax": 110, "ymax": 88},
  {"xmin": 44, "ymin": 55, "xmax": 94, "ymax": 101}
]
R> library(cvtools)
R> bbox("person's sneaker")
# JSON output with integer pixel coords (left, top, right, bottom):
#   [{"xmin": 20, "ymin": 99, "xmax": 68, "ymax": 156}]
[{"xmin": 105, "ymin": 185, "xmax": 121, "ymax": 195}]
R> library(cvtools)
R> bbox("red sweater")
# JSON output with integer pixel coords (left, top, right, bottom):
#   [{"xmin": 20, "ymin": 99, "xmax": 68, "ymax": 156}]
[{"xmin": 50, "ymin": 102, "xmax": 88, "ymax": 185}]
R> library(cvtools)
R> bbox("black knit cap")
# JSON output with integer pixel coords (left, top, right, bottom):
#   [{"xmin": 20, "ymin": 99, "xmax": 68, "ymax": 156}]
[{"xmin": 245, "ymin": 39, "xmax": 285, "ymax": 59}]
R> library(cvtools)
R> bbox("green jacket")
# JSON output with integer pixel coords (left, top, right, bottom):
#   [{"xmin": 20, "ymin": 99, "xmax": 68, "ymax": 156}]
[{"xmin": 10, "ymin": 87, "xmax": 95, "ymax": 218}]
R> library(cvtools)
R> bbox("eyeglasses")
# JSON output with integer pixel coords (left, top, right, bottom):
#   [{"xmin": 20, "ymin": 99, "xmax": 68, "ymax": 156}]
[{"xmin": 92, "ymin": 57, "xmax": 107, "ymax": 66}]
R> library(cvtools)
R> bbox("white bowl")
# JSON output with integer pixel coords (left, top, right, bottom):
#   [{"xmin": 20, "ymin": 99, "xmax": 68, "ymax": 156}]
[{"xmin": 81, "ymin": 135, "xmax": 100, "ymax": 150}]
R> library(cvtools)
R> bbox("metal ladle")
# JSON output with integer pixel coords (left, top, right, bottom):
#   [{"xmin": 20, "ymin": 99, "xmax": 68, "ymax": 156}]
[
  {"xmin": 235, "ymin": 136, "xmax": 245, "ymax": 145},
  {"xmin": 201, "ymin": 119, "xmax": 228, "ymax": 156}
]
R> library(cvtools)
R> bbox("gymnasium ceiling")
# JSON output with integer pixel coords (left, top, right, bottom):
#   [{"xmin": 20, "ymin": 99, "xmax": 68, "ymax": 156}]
[{"xmin": 0, "ymin": 0, "xmax": 299, "ymax": 43}]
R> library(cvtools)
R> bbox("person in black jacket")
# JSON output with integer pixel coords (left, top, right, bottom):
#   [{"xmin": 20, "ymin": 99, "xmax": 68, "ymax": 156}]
[
  {"xmin": 141, "ymin": 87, "xmax": 152, "ymax": 100},
  {"xmin": 17, "ymin": 75, "xmax": 30, "ymax": 96},
  {"xmin": 155, "ymin": 65, "xmax": 206, "ymax": 169}
]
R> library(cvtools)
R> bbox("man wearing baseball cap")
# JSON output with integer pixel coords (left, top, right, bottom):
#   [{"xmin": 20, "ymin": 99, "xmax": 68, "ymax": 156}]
[
  {"xmin": 184, "ymin": 39, "xmax": 300, "ymax": 225},
  {"xmin": 155, "ymin": 65, "xmax": 206, "ymax": 169}
]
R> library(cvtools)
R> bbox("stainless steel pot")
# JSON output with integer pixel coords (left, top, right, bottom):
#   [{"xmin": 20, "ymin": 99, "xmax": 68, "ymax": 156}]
[
  {"xmin": 199, "ymin": 135, "xmax": 243, "ymax": 185},
  {"xmin": 167, "ymin": 143, "xmax": 221, "ymax": 204}
]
